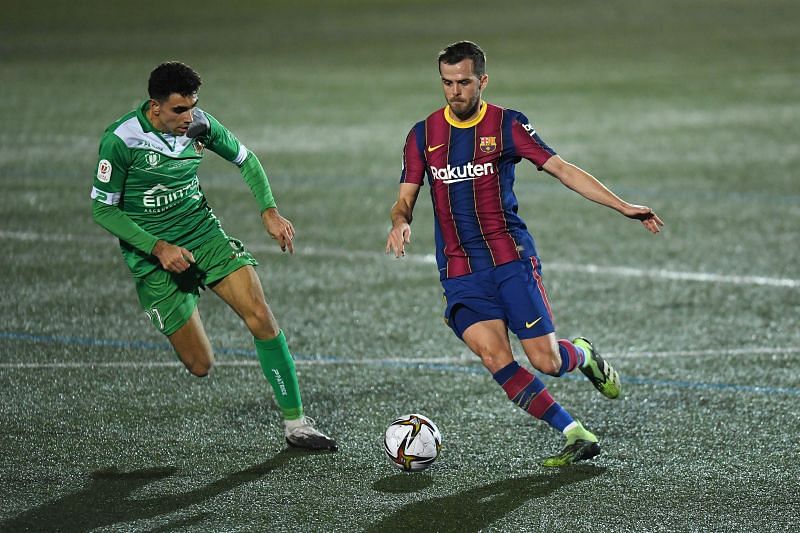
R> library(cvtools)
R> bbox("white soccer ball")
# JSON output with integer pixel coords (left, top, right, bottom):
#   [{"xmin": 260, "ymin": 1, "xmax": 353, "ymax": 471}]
[{"xmin": 383, "ymin": 413, "xmax": 442, "ymax": 472}]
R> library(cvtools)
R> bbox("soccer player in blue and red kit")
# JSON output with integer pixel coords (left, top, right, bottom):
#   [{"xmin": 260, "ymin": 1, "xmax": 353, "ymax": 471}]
[{"xmin": 385, "ymin": 41, "xmax": 664, "ymax": 466}]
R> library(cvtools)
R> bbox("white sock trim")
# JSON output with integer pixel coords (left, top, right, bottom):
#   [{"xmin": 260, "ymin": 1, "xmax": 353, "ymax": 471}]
[
  {"xmin": 563, "ymin": 421, "xmax": 579, "ymax": 434},
  {"xmin": 284, "ymin": 416, "xmax": 307, "ymax": 431}
]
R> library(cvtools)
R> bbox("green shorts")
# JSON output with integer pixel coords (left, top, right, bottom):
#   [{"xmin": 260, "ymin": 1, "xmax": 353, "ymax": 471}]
[{"xmin": 134, "ymin": 231, "xmax": 258, "ymax": 336}]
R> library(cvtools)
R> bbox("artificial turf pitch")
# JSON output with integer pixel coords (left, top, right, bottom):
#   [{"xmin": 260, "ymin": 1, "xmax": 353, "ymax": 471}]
[{"xmin": 1, "ymin": 1, "xmax": 798, "ymax": 531}]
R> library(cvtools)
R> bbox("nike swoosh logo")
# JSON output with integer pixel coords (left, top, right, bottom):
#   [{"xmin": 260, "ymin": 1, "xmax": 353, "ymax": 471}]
[
  {"xmin": 525, "ymin": 317, "xmax": 542, "ymax": 329},
  {"xmin": 427, "ymin": 143, "xmax": 446, "ymax": 153}
]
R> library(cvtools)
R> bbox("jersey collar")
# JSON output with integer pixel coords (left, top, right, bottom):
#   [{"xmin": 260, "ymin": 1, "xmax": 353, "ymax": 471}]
[{"xmin": 444, "ymin": 100, "xmax": 487, "ymax": 129}]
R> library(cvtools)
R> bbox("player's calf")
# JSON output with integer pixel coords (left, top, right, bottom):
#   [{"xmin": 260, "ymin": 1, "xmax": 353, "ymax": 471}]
[
  {"xmin": 527, "ymin": 348, "xmax": 562, "ymax": 376},
  {"xmin": 519, "ymin": 334, "xmax": 564, "ymax": 376}
]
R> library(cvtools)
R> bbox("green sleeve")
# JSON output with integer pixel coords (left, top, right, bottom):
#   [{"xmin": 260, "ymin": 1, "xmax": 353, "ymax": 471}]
[
  {"xmin": 92, "ymin": 201, "xmax": 160, "ymax": 255},
  {"xmin": 240, "ymin": 151, "xmax": 277, "ymax": 212},
  {"xmin": 93, "ymin": 132, "xmax": 130, "ymax": 194},
  {"xmin": 196, "ymin": 111, "xmax": 275, "ymax": 211},
  {"xmin": 202, "ymin": 111, "xmax": 248, "ymax": 164}
]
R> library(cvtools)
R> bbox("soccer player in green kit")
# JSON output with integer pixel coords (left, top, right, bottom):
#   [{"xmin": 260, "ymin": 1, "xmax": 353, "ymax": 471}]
[{"xmin": 91, "ymin": 61, "xmax": 337, "ymax": 451}]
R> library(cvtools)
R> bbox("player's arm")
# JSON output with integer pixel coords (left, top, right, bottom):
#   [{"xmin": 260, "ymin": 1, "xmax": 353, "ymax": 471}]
[
  {"xmin": 386, "ymin": 124, "xmax": 427, "ymax": 257},
  {"xmin": 91, "ymin": 134, "xmax": 194, "ymax": 272},
  {"xmin": 542, "ymin": 155, "xmax": 664, "ymax": 234},
  {"xmin": 511, "ymin": 112, "xmax": 663, "ymax": 234},
  {"xmin": 91, "ymin": 203, "xmax": 196, "ymax": 273},
  {"xmin": 240, "ymin": 151, "xmax": 295, "ymax": 254},
  {"xmin": 194, "ymin": 109, "xmax": 295, "ymax": 253},
  {"xmin": 386, "ymin": 183, "xmax": 421, "ymax": 258}
]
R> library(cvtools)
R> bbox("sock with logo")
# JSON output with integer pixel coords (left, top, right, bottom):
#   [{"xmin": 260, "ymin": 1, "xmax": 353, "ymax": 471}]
[
  {"xmin": 493, "ymin": 361, "xmax": 574, "ymax": 432},
  {"xmin": 254, "ymin": 331, "xmax": 304, "ymax": 420}
]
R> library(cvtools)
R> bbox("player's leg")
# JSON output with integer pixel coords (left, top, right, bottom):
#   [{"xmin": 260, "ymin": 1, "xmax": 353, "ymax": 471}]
[
  {"xmin": 136, "ymin": 267, "xmax": 212, "ymax": 377},
  {"xmin": 500, "ymin": 257, "xmax": 620, "ymax": 398},
  {"xmin": 519, "ymin": 332, "xmax": 620, "ymax": 399},
  {"xmin": 445, "ymin": 269, "xmax": 597, "ymax": 464},
  {"xmin": 487, "ymin": 260, "xmax": 601, "ymax": 465},
  {"xmin": 459, "ymin": 317, "xmax": 514, "ymax": 373},
  {"xmin": 454, "ymin": 311, "xmax": 578, "ymax": 438},
  {"xmin": 210, "ymin": 265, "xmax": 336, "ymax": 451},
  {"xmin": 519, "ymin": 334, "xmax": 583, "ymax": 377},
  {"xmin": 167, "ymin": 307, "xmax": 214, "ymax": 377},
  {"xmin": 210, "ymin": 264, "xmax": 279, "ymax": 338}
]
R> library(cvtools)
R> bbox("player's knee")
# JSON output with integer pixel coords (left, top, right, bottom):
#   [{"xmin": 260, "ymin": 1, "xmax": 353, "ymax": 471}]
[
  {"xmin": 472, "ymin": 345, "xmax": 511, "ymax": 373},
  {"xmin": 245, "ymin": 305, "xmax": 278, "ymax": 338},
  {"xmin": 185, "ymin": 358, "xmax": 213, "ymax": 377}
]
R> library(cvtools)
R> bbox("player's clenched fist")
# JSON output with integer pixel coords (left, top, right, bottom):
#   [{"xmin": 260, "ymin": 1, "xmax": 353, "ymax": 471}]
[{"xmin": 152, "ymin": 240, "xmax": 195, "ymax": 273}]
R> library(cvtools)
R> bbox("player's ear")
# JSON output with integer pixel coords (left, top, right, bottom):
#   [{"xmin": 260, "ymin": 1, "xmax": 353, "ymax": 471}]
[
  {"xmin": 479, "ymin": 74, "xmax": 489, "ymax": 90},
  {"xmin": 149, "ymin": 99, "xmax": 161, "ymax": 116}
]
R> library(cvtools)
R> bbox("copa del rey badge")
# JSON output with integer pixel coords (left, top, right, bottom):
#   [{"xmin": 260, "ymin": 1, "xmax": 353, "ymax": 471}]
[
  {"xmin": 97, "ymin": 159, "xmax": 112, "ymax": 183},
  {"xmin": 479, "ymin": 136, "xmax": 497, "ymax": 153}
]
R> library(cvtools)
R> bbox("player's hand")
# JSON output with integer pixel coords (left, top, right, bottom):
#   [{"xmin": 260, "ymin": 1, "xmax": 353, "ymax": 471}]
[
  {"xmin": 262, "ymin": 208, "xmax": 295, "ymax": 254},
  {"xmin": 621, "ymin": 204, "xmax": 664, "ymax": 234},
  {"xmin": 152, "ymin": 240, "xmax": 195, "ymax": 273},
  {"xmin": 385, "ymin": 222, "xmax": 411, "ymax": 258}
]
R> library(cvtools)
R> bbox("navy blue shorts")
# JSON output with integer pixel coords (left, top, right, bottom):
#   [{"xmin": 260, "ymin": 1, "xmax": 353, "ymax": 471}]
[{"xmin": 442, "ymin": 257, "xmax": 555, "ymax": 340}]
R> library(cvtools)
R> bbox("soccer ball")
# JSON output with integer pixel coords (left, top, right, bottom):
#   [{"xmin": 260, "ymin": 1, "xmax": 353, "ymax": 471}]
[{"xmin": 383, "ymin": 413, "xmax": 442, "ymax": 472}]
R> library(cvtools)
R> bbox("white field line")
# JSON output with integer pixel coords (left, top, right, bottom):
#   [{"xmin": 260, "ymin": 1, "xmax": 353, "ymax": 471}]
[
  {"xmin": 0, "ymin": 347, "xmax": 797, "ymax": 369},
  {"xmin": 609, "ymin": 346, "xmax": 800, "ymax": 358},
  {"xmin": 1, "ymin": 229, "xmax": 798, "ymax": 288}
]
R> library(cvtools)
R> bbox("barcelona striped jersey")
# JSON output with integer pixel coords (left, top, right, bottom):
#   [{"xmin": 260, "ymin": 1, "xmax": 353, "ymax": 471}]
[{"xmin": 400, "ymin": 101, "xmax": 556, "ymax": 280}]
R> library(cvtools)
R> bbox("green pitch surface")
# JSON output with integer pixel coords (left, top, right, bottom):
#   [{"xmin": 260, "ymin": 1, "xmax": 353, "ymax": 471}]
[{"xmin": 1, "ymin": 1, "xmax": 799, "ymax": 531}]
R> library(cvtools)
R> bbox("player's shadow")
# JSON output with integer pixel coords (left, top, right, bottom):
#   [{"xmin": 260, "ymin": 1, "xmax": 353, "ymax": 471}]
[
  {"xmin": 1, "ymin": 448, "xmax": 317, "ymax": 532},
  {"xmin": 367, "ymin": 465, "xmax": 606, "ymax": 532},
  {"xmin": 373, "ymin": 472, "xmax": 436, "ymax": 493}
]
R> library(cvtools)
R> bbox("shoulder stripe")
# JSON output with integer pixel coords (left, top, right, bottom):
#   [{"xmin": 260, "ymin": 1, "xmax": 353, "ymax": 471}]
[
  {"xmin": 234, "ymin": 144, "xmax": 248, "ymax": 166},
  {"xmin": 112, "ymin": 116, "xmax": 147, "ymax": 149}
]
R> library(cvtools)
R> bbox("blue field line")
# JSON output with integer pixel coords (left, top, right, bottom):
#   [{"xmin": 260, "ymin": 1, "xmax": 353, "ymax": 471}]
[{"xmin": 2, "ymin": 331, "xmax": 800, "ymax": 396}]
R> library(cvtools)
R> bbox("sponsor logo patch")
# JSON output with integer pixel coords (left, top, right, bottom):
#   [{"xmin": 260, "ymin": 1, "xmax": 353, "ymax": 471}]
[
  {"xmin": 521, "ymin": 122, "xmax": 537, "ymax": 136},
  {"xmin": 479, "ymin": 136, "xmax": 497, "ymax": 153},
  {"xmin": 97, "ymin": 159, "xmax": 112, "ymax": 183},
  {"xmin": 142, "ymin": 178, "xmax": 199, "ymax": 211},
  {"xmin": 430, "ymin": 161, "xmax": 496, "ymax": 184}
]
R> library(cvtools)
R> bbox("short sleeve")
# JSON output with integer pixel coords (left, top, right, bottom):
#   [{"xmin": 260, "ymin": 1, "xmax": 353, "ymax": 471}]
[
  {"xmin": 91, "ymin": 132, "xmax": 130, "ymax": 206},
  {"xmin": 509, "ymin": 112, "xmax": 556, "ymax": 170},
  {"xmin": 202, "ymin": 111, "xmax": 249, "ymax": 166},
  {"xmin": 400, "ymin": 123, "xmax": 426, "ymax": 185}
]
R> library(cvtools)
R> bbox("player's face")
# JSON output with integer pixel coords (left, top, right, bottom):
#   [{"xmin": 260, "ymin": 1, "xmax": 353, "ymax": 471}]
[
  {"xmin": 149, "ymin": 93, "xmax": 198, "ymax": 135},
  {"xmin": 439, "ymin": 59, "xmax": 488, "ymax": 121}
]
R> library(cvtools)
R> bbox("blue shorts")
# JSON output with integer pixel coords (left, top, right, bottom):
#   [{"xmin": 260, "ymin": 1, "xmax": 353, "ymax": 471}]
[{"xmin": 442, "ymin": 257, "xmax": 555, "ymax": 340}]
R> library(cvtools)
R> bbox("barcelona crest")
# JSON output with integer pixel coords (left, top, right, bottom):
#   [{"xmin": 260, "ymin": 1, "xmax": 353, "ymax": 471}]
[{"xmin": 479, "ymin": 136, "xmax": 497, "ymax": 153}]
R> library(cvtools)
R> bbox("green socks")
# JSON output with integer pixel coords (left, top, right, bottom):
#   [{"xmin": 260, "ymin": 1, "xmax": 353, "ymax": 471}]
[{"xmin": 254, "ymin": 331, "xmax": 304, "ymax": 420}]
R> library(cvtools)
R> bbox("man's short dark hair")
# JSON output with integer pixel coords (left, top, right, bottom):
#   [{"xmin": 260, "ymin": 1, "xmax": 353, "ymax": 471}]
[
  {"xmin": 438, "ymin": 41, "xmax": 486, "ymax": 77},
  {"xmin": 148, "ymin": 61, "xmax": 202, "ymax": 101}
]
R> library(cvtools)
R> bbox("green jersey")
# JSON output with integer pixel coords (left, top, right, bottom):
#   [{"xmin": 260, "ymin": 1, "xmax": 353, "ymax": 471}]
[{"xmin": 91, "ymin": 101, "xmax": 248, "ymax": 276}]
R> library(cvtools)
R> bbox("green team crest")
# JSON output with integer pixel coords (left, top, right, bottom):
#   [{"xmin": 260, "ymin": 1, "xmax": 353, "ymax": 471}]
[{"xmin": 145, "ymin": 151, "xmax": 160, "ymax": 167}]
